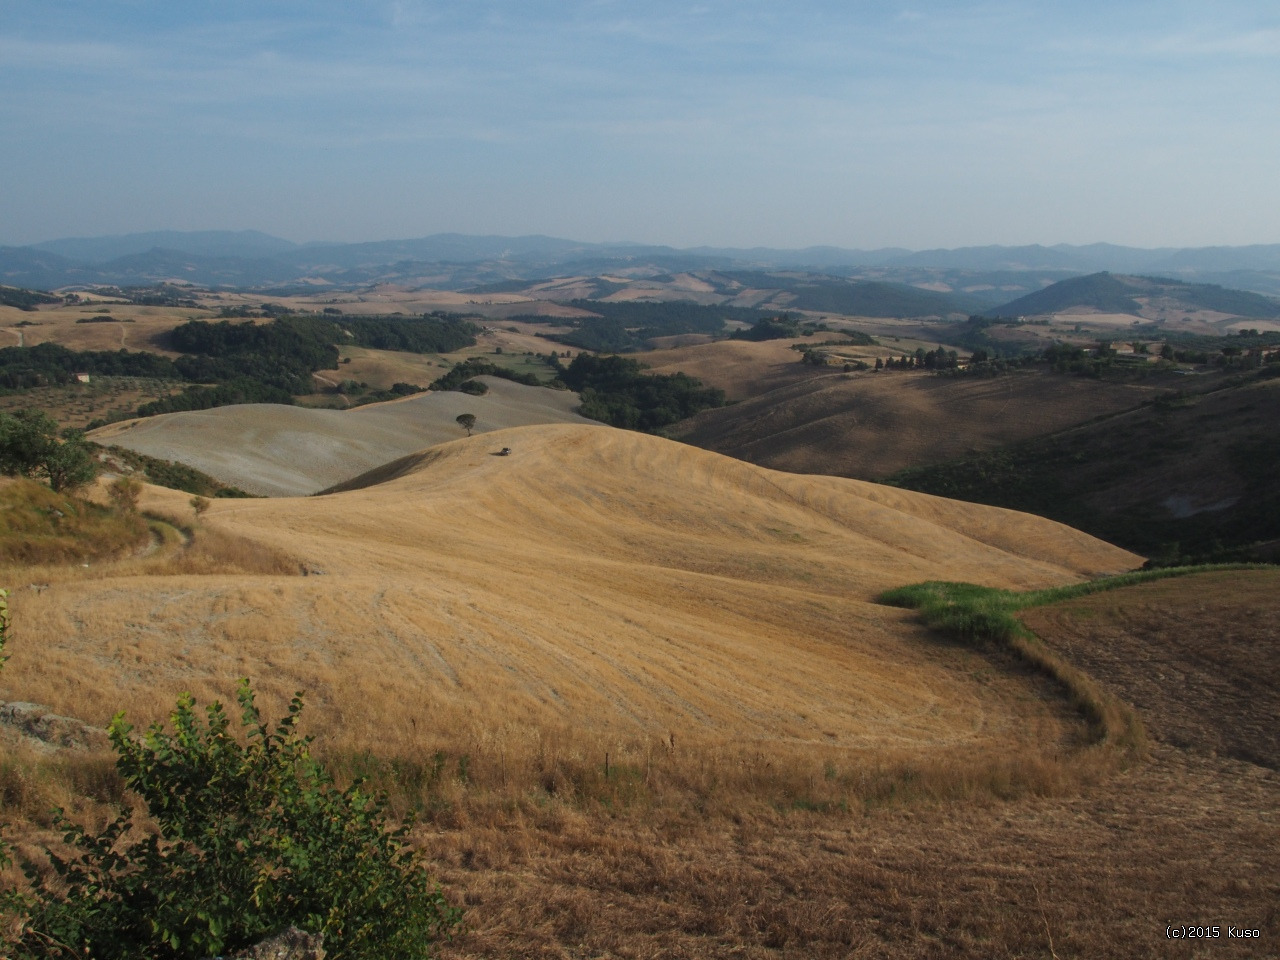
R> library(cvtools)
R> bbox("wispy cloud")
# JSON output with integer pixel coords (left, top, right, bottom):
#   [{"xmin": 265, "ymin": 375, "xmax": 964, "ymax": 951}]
[{"xmin": 2, "ymin": 0, "xmax": 1277, "ymax": 245}]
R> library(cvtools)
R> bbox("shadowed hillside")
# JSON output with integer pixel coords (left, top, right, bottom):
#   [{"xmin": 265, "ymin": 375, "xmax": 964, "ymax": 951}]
[
  {"xmin": 992, "ymin": 272, "xmax": 1280, "ymax": 319},
  {"xmin": 640, "ymin": 337, "xmax": 846, "ymax": 400},
  {"xmin": 669, "ymin": 368, "xmax": 1160, "ymax": 479},
  {"xmin": 887, "ymin": 369, "xmax": 1280, "ymax": 561}
]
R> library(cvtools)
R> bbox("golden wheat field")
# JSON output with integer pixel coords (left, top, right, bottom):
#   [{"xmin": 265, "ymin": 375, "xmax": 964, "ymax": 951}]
[
  {"xmin": 2, "ymin": 425, "xmax": 1136, "ymax": 796},
  {"xmin": 9, "ymin": 425, "xmax": 1276, "ymax": 958}
]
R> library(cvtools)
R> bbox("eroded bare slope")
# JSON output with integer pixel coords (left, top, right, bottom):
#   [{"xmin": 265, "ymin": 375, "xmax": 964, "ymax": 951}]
[{"xmin": 89, "ymin": 377, "xmax": 593, "ymax": 496}]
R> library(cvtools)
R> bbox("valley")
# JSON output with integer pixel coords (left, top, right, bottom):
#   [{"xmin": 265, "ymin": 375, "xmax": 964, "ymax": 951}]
[{"xmin": 1, "ymin": 252, "xmax": 1277, "ymax": 956}]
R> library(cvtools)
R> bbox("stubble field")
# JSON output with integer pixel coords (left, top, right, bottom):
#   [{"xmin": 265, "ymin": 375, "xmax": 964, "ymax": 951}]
[{"xmin": 3, "ymin": 424, "xmax": 1272, "ymax": 957}]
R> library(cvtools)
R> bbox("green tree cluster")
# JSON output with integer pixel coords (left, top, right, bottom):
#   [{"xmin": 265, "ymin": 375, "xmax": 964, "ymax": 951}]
[
  {"xmin": 0, "ymin": 342, "xmax": 180, "ymax": 390},
  {"xmin": 429, "ymin": 357, "xmax": 539, "ymax": 392},
  {"xmin": 557, "ymin": 353, "xmax": 726, "ymax": 432},
  {"xmin": 0, "ymin": 410, "xmax": 96, "ymax": 492},
  {"xmin": 0, "ymin": 286, "xmax": 61, "ymax": 311},
  {"xmin": 732, "ymin": 315, "xmax": 804, "ymax": 341}
]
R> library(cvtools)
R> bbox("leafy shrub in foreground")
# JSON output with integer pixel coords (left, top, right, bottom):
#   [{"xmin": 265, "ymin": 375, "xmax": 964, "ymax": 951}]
[{"xmin": 3, "ymin": 681, "xmax": 461, "ymax": 960}]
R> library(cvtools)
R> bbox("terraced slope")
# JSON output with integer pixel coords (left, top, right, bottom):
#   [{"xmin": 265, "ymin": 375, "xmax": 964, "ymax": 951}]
[
  {"xmin": 89, "ymin": 376, "xmax": 593, "ymax": 495},
  {"xmin": 4, "ymin": 425, "xmax": 1138, "ymax": 774}
]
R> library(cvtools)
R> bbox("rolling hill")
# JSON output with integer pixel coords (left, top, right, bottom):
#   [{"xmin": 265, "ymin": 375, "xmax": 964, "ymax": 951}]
[
  {"xmin": 8, "ymin": 232, "xmax": 1280, "ymax": 294},
  {"xmin": 89, "ymin": 376, "xmax": 593, "ymax": 496},
  {"xmin": 886, "ymin": 368, "xmax": 1280, "ymax": 561},
  {"xmin": 3, "ymin": 424, "xmax": 1137, "ymax": 770},
  {"xmin": 668, "ymin": 367, "xmax": 1161, "ymax": 480},
  {"xmin": 10, "ymin": 427, "xmax": 1276, "ymax": 959},
  {"xmin": 992, "ymin": 272, "xmax": 1280, "ymax": 319},
  {"xmin": 417, "ymin": 568, "xmax": 1279, "ymax": 959}
]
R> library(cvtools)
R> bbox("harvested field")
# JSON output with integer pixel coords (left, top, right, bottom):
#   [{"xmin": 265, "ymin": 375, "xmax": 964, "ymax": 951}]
[
  {"xmin": 640, "ymin": 339, "xmax": 831, "ymax": 400},
  {"xmin": 1, "ymin": 424, "xmax": 1135, "ymax": 771},
  {"xmin": 422, "ymin": 570, "xmax": 1280, "ymax": 959},
  {"xmin": 88, "ymin": 377, "xmax": 593, "ymax": 495},
  {"xmin": 670, "ymin": 367, "xmax": 1162, "ymax": 479},
  {"xmin": 0, "ymin": 303, "xmax": 206, "ymax": 354},
  {"xmin": 7, "ymin": 430, "xmax": 1270, "ymax": 958},
  {"xmin": 1020, "ymin": 569, "xmax": 1280, "ymax": 769}
]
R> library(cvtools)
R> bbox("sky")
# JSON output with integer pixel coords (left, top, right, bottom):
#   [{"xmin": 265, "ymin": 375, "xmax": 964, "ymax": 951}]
[{"xmin": 2, "ymin": 1, "xmax": 1278, "ymax": 250}]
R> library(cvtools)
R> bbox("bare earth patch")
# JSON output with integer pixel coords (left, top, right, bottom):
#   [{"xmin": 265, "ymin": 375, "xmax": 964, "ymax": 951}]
[{"xmin": 88, "ymin": 377, "xmax": 594, "ymax": 495}]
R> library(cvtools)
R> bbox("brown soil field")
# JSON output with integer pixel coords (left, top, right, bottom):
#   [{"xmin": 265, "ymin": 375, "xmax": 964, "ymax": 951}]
[
  {"xmin": 1020, "ymin": 570, "xmax": 1280, "ymax": 769},
  {"xmin": 670, "ymin": 367, "xmax": 1162, "ymax": 480},
  {"xmin": 88, "ymin": 378, "xmax": 593, "ymax": 496}
]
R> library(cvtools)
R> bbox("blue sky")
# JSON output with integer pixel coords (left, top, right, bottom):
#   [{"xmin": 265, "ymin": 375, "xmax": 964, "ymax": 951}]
[{"xmin": 2, "ymin": 1, "xmax": 1277, "ymax": 248}]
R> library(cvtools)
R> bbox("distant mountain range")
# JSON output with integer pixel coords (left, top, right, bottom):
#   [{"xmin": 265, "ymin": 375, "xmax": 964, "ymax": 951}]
[{"xmin": 3, "ymin": 231, "xmax": 1280, "ymax": 302}]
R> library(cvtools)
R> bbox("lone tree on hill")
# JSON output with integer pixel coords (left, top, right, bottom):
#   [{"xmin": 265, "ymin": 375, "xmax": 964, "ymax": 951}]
[{"xmin": 455, "ymin": 413, "xmax": 477, "ymax": 436}]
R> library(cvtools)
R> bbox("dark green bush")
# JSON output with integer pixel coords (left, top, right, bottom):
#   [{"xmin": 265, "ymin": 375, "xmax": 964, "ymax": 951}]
[{"xmin": 3, "ymin": 681, "xmax": 461, "ymax": 959}]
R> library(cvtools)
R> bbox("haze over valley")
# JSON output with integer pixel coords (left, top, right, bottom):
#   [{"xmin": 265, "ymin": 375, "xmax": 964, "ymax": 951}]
[{"xmin": 2, "ymin": 0, "xmax": 1278, "ymax": 955}]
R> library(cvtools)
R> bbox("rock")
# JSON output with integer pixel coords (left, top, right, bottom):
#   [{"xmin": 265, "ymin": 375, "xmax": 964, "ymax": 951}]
[
  {"xmin": 226, "ymin": 927, "xmax": 325, "ymax": 960},
  {"xmin": 0, "ymin": 700, "xmax": 109, "ymax": 751}
]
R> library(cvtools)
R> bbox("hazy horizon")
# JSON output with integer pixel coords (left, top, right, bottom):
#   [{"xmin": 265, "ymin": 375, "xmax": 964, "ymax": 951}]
[
  {"xmin": 3, "ymin": 2, "xmax": 1278, "ymax": 250},
  {"xmin": 10, "ymin": 227, "xmax": 1280, "ymax": 257}
]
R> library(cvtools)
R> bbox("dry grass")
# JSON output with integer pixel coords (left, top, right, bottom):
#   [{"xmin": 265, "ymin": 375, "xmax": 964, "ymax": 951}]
[
  {"xmin": 0, "ymin": 478, "xmax": 299, "ymax": 594},
  {"xmin": 0, "ymin": 425, "xmax": 1140, "ymax": 914},
  {"xmin": 0, "ymin": 303, "xmax": 203, "ymax": 354},
  {"xmin": 414, "ymin": 569, "xmax": 1280, "ymax": 959},
  {"xmin": 669, "ymin": 366, "xmax": 1163, "ymax": 480},
  {"xmin": 415, "ymin": 742, "xmax": 1277, "ymax": 959},
  {"xmin": 0, "ymin": 478, "xmax": 150, "ymax": 565},
  {"xmin": 4, "ymin": 435, "xmax": 1270, "ymax": 956},
  {"xmin": 1, "ymin": 425, "xmax": 1135, "ymax": 780},
  {"xmin": 640, "ymin": 339, "xmax": 830, "ymax": 401}
]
